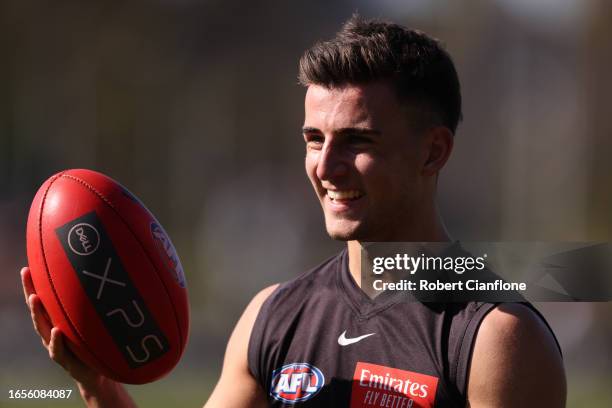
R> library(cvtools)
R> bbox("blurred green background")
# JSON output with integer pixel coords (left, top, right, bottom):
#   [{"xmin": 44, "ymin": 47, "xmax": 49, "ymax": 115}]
[{"xmin": 1, "ymin": 0, "xmax": 611, "ymax": 407}]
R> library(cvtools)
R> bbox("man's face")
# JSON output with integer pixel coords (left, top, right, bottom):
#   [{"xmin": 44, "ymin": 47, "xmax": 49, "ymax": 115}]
[{"xmin": 303, "ymin": 82, "xmax": 430, "ymax": 241}]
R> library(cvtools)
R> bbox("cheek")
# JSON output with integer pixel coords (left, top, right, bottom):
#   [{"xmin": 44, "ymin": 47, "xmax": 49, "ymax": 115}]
[
  {"xmin": 353, "ymin": 153, "xmax": 374, "ymax": 174},
  {"xmin": 358, "ymin": 153, "xmax": 417, "ymax": 202},
  {"xmin": 305, "ymin": 153, "xmax": 319, "ymax": 185},
  {"xmin": 355, "ymin": 155, "xmax": 392, "ymax": 191}
]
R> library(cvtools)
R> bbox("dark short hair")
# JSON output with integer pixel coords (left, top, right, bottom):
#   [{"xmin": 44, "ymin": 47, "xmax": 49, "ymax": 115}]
[{"xmin": 298, "ymin": 15, "xmax": 462, "ymax": 134}]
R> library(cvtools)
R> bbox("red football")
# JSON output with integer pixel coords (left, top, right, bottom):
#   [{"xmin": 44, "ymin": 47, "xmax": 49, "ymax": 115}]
[{"xmin": 26, "ymin": 169, "xmax": 189, "ymax": 384}]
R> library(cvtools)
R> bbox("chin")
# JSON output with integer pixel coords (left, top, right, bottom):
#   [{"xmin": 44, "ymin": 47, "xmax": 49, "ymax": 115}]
[
  {"xmin": 325, "ymin": 220, "xmax": 367, "ymax": 241},
  {"xmin": 327, "ymin": 230, "xmax": 354, "ymax": 241}
]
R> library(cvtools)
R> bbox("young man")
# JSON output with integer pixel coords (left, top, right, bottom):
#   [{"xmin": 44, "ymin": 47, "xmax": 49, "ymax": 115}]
[{"xmin": 22, "ymin": 16, "xmax": 566, "ymax": 407}]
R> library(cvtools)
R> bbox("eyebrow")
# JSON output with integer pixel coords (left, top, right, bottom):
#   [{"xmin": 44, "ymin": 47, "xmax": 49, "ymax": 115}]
[{"xmin": 301, "ymin": 127, "xmax": 382, "ymax": 136}]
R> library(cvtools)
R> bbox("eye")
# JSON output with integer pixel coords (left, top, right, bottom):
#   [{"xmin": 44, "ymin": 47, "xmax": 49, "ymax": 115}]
[
  {"xmin": 348, "ymin": 135, "xmax": 372, "ymax": 145},
  {"xmin": 304, "ymin": 134, "xmax": 324, "ymax": 149}
]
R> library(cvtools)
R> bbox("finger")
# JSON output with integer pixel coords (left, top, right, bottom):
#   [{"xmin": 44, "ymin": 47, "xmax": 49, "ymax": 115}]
[
  {"xmin": 21, "ymin": 267, "xmax": 35, "ymax": 303},
  {"xmin": 49, "ymin": 328, "xmax": 94, "ymax": 382},
  {"xmin": 49, "ymin": 328, "xmax": 66, "ymax": 365},
  {"xmin": 28, "ymin": 294, "xmax": 52, "ymax": 347}
]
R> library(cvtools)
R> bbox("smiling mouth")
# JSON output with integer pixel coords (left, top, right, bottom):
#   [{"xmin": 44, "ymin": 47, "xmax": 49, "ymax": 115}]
[{"xmin": 326, "ymin": 189, "xmax": 365, "ymax": 202}]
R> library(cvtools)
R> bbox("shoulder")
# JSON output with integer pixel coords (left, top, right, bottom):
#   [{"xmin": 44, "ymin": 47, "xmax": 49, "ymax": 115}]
[
  {"xmin": 240, "ymin": 284, "xmax": 280, "ymax": 329},
  {"xmin": 205, "ymin": 284, "xmax": 279, "ymax": 407},
  {"xmin": 467, "ymin": 303, "xmax": 566, "ymax": 407},
  {"xmin": 263, "ymin": 251, "xmax": 343, "ymax": 304},
  {"xmin": 245, "ymin": 251, "xmax": 343, "ymax": 328},
  {"xmin": 225, "ymin": 283, "xmax": 280, "ymax": 358},
  {"xmin": 219, "ymin": 284, "xmax": 279, "ymax": 376}
]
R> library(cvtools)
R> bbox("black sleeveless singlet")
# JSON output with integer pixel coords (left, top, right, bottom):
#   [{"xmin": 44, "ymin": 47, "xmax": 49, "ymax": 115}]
[{"xmin": 248, "ymin": 249, "xmax": 557, "ymax": 407}]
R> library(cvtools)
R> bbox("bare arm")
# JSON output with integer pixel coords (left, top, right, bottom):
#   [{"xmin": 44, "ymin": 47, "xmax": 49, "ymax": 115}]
[
  {"xmin": 466, "ymin": 303, "xmax": 566, "ymax": 408},
  {"xmin": 204, "ymin": 284, "xmax": 278, "ymax": 408},
  {"xmin": 21, "ymin": 267, "xmax": 137, "ymax": 408}
]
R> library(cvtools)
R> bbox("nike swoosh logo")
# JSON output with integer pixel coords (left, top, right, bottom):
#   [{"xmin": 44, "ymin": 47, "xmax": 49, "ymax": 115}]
[{"xmin": 337, "ymin": 330, "xmax": 376, "ymax": 346}]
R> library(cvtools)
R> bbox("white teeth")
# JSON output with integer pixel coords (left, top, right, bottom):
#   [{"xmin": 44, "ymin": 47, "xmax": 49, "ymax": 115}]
[{"xmin": 327, "ymin": 190, "xmax": 363, "ymax": 200}]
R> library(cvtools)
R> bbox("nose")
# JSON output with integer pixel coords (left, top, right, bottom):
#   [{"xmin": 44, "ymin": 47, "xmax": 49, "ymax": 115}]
[{"xmin": 316, "ymin": 141, "xmax": 348, "ymax": 181}]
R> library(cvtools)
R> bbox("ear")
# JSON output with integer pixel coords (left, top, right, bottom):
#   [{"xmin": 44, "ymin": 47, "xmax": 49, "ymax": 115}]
[{"xmin": 421, "ymin": 126, "xmax": 454, "ymax": 176}]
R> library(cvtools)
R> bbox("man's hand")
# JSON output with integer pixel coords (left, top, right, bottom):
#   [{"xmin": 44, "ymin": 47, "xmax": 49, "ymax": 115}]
[
  {"xmin": 21, "ymin": 267, "xmax": 137, "ymax": 408},
  {"xmin": 21, "ymin": 267, "xmax": 99, "ymax": 386}
]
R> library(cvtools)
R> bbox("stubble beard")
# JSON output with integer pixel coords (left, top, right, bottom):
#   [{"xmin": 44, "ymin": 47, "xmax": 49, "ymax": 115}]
[{"xmin": 325, "ymin": 215, "xmax": 373, "ymax": 242}]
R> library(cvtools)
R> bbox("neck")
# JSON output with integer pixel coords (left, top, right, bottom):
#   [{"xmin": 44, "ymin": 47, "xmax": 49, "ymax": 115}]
[{"xmin": 347, "ymin": 207, "xmax": 451, "ymax": 288}]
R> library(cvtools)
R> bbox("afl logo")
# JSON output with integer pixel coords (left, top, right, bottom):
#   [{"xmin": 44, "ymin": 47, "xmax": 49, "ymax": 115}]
[
  {"xmin": 150, "ymin": 223, "xmax": 186, "ymax": 288},
  {"xmin": 67, "ymin": 223, "xmax": 100, "ymax": 256},
  {"xmin": 270, "ymin": 363, "xmax": 325, "ymax": 404}
]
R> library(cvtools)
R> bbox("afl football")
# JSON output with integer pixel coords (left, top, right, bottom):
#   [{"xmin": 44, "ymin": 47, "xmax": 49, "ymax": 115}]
[{"xmin": 26, "ymin": 169, "xmax": 189, "ymax": 384}]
